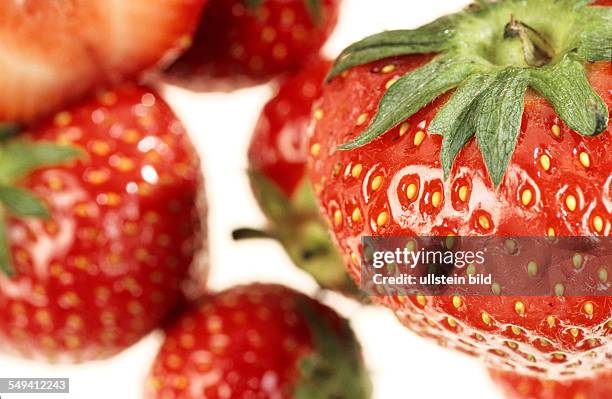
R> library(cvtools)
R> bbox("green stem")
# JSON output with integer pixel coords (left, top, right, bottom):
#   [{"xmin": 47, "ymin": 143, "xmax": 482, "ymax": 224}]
[
  {"xmin": 504, "ymin": 15, "xmax": 555, "ymax": 67},
  {"xmin": 232, "ymin": 227, "xmax": 276, "ymax": 241}
]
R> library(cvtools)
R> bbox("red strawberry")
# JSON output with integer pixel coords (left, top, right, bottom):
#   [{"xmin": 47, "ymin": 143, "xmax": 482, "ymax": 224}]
[
  {"xmin": 489, "ymin": 368, "xmax": 612, "ymax": 399},
  {"xmin": 145, "ymin": 283, "xmax": 371, "ymax": 399},
  {"xmin": 164, "ymin": 0, "xmax": 340, "ymax": 91},
  {"xmin": 234, "ymin": 56, "xmax": 359, "ymax": 298},
  {"xmin": 0, "ymin": 0, "xmax": 207, "ymax": 123},
  {"xmin": 308, "ymin": 0, "xmax": 611, "ymax": 378},
  {"xmin": 0, "ymin": 84, "xmax": 207, "ymax": 363}
]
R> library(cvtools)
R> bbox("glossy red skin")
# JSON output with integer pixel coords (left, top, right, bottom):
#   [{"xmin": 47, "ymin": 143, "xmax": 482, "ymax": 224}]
[
  {"xmin": 490, "ymin": 368, "xmax": 612, "ymax": 399},
  {"xmin": 0, "ymin": 0, "xmax": 206, "ymax": 123},
  {"xmin": 0, "ymin": 85, "xmax": 207, "ymax": 363},
  {"xmin": 308, "ymin": 36, "xmax": 611, "ymax": 378},
  {"xmin": 145, "ymin": 284, "xmax": 345, "ymax": 399},
  {"xmin": 165, "ymin": 0, "xmax": 339, "ymax": 91},
  {"xmin": 249, "ymin": 57, "xmax": 332, "ymax": 196}
]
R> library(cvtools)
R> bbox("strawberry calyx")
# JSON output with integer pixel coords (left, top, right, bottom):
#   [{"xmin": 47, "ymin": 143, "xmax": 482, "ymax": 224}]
[
  {"xmin": 293, "ymin": 299, "xmax": 371, "ymax": 399},
  {"xmin": 330, "ymin": 0, "xmax": 611, "ymax": 187},
  {"xmin": 242, "ymin": 0, "xmax": 323, "ymax": 24},
  {"xmin": 0, "ymin": 134, "xmax": 82, "ymax": 276},
  {"xmin": 237, "ymin": 171, "xmax": 361, "ymax": 297}
]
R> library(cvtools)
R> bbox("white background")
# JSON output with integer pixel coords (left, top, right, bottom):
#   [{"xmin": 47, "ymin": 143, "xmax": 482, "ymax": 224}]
[{"xmin": 0, "ymin": 1, "xmax": 504, "ymax": 398}]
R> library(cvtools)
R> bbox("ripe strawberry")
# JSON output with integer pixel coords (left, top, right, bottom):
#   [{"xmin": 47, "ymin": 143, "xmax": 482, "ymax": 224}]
[
  {"xmin": 308, "ymin": 0, "xmax": 611, "ymax": 378},
  {"xmin": 0, "ymin": 0, "xmax": 207, "ymax": 123},
  {"xmin": 0, "ymin": 84, "xmax": 207, "ymax": 363},
  {"xmin": 164, "ymin": 0, "xmax": 340, "ymax": 91},
  {"xmin": 234, "ymin": 57, "xmax": 359, "ymax": 298},
  {"xmin": 145, "ymin": 283, "xmax": 371, "ymax": 399},
  {"xmin": 489, "ymin": 368, "xmax": 612, "ymax": 399}
]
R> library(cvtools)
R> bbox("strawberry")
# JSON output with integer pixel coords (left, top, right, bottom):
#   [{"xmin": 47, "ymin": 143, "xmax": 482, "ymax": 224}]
[
  {"xmin": 0, "ymin": 0, "xmax": 207, "ymax": 123},
  {"xmin": 0, "ymin": 84, "xmax": 207, "ymax": 363},
  {"xmin": 145, "ymin": 283, "xmax": 371, "ymax": 399},
  {"xmin": 307, "ymin": 0, "xmax": 611, "ymax": 378},
  {"xmin": 233, "ymin": 57, "xmax": 360, "ymax": 298},
  {"xmin": 489, "ymin": 368, "xmax": 612, "ymax": 399},
  {"xmin": 164, "ymin": 0, "xmax": 340, "ymax": 91}
]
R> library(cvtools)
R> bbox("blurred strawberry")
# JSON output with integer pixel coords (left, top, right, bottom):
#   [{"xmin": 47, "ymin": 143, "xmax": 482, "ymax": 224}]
[
  {"xmin": 0, "ymin": 84, "xmax": 207, "ymax": 363},
  {"xmin": 490, "ymin": 368, "xmax": 612, "ymax": 399},
  {"xmin": 145, "ymin": 283, "xmax": 371, "ymax": 399},
  {"xmin": 165, "ymin": 0, "xmax": 340, "ymax": 91},
  {"xmin": 235, "ymin": 56, "xmax": 360, "ymax": 298},
  {"xmin": 0, "ymin": 0, "xmax": 206, "ymax": 123}
]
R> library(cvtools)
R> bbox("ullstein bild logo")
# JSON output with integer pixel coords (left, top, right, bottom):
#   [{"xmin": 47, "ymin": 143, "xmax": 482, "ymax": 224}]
[{"xmin": 359, "ymin": 236, "xmax": 612, "ymax": 297}]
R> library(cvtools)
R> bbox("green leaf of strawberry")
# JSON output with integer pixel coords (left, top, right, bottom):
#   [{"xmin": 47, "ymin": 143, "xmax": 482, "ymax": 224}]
[
  {"xmin": 530, "ymin": 55, "xmax": 608, "ymax": 136},
  {"xmin": 338, "ymin": 55, "xmax": 482, "ymax": 150},
  {"xmin": 474, "ymin": 68, "xmax": 529, "ymax": 187},
  {"xmin": 0, "ymin": 138, "xmax": 82, "ymax": 275},
  {"xmin": 0, "ymin": 186, "xmax": 50, "ymax": 218},
  {"xmin": 329, "ymin": 17, "xmax": 457, "ymax": 80},
  {"xmin": 0, "ymin": 140, "xmax": 83, "ymax": 184},
  {"xmin": 574, "ymin": 5, "xmax": 612, "ymax": 60},
  {"xmin": 0, "ymin": 185, "xmax": 52, "ymax": 276},
  {"xmin": 0, "ymin": 220, "xmax": 12, "ymax": 277},
  {"xmin": 430, "ymin": 73, "xmax": 495, "ymax": 178}
]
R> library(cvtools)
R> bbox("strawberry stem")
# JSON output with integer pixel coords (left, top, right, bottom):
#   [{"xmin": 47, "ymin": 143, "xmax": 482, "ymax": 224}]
[
  {"xmin": 504, "ymin": 15, "xmax": 555, "ymax": 67},
  {"xmin": 232, "ymin": 227, "xmax": 275, "ymax": 240}
]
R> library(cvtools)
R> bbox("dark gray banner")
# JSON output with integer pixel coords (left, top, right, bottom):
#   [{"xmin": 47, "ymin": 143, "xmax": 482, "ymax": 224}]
[{"xmin": 360, "ymin": 236, "xmax": 611, "ymax": 297}]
